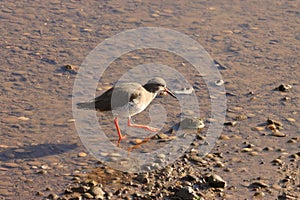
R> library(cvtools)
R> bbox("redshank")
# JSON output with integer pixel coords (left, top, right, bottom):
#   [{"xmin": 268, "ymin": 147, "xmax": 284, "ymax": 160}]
[{"xmin": 77, "ymin": 77, "xmax": 177, "ymax": 145}]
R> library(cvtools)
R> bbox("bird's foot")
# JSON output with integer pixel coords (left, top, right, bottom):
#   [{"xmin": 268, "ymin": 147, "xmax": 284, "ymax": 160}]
[
  {"xmin": 128, "ymin": 123, "xmax": 159, "ymax": 132},
  {"xmin": 117, "ymin": 135, "xmax": 127, "ymax": 147}
]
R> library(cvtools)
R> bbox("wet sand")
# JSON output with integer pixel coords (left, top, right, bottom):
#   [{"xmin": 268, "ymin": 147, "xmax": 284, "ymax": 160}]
[{"xmin": 0, "ymin": 0, "xmax": 299, "ymax": 199}]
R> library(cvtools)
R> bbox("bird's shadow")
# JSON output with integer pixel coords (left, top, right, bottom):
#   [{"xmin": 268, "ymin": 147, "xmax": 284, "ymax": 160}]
[{"xmin": 0, "ymin": 143, "xmax": 78, "ymax": 162}]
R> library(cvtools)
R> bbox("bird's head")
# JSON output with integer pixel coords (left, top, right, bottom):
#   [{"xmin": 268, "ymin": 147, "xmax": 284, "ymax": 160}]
[{"xmin": 144, "ymin": 77, "xmax": 177, "ymax": 99}]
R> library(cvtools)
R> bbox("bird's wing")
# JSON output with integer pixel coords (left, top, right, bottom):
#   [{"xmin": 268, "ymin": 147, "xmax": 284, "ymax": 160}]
[
  {"xmin": 110, "ymin": 83, "xmax": 142, "ymax": 110},
  {"xmin": 77, "ymin": 82, "xmax": 143, "ymax": 111}
]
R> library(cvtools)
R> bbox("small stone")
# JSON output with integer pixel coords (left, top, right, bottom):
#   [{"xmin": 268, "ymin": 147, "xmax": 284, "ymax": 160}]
[
  {"xmin": 272, "ymin": 131, "xmax": 286, "ymax": 137},
  {"xmin": 0, "ymin": 144, "xmax": 9, "ymax": 148},
  {"xmin": 78, "ymin": 152, "xmax": 87, "ymax": 157},
  {"xmin": 236, "ymin": 114, "xmax": 248, "ymax": 120},
  {"xmin": 18, "ymin": 116, "xmax": 29, "ymax": 121},
  {"xmin": 134, "ymin": 174, "xmax": 149, "ymax": 184},
  {"xmin": 242, "ymin": 148, "xmax": 253, "ymax": 152},
  {"xmin": 91, "ymin": 186, "xmax": 105, "ymax": 199},
  {"xmin": 36, "ymin": 169, "xmax": 47, "ymax": 174},
  {"xmin": 275, "ymin": 84, "xmax": 292, "ymax": 92},
  {"xmin": 175, "ymin": 186, "xmax": 197, "ymax": 199},
  {"xmin": 81, "ymin": 28, "xmax": 93, "ymax": 32},
  {"xmin": 41, "ymin": 164, "xmax": 48, "ymax": 169},
  {"xmin": 156, "ymin": 133, "xmax": 169, "ymax": 139},
  {"xmin": 271, "ymin": 184, "xmax": 282, "ymax": 191},
  {"xmin": 249, "ymin": 151, "xmax": 259, "ymax": 156},
  {"xmin": 133, "ymin": 139, "xmax": 143, "ymax": 144},
  {"xmin": 215, "ymin": 161, "xmax": 225, "ymax": 168},
  {"xmin": 282, "ymin": 97, "xmax": 290, "ymax": 101},
  {"xmin": 267, "ymin": 119, "xmax": 283, "ymax": 127},
  {"xmin": 254, "ymin": 191, "xmax": 265, "ymax": 198},
  {"xmin": 205, "ymin": 174, "xmax": 227, "ymax": 188},
  {"xmin": 250, "ymin": 181, "xmax": 269, "ymax": 188},
  {"xmin": 189, "ymin": 155, "xmax": 206, "ymax": 164},
  {"xmin": 286, "ymin": 118, "xmax": 296, "ymax": 122},
  {"xmin": 290, "ymin": 154, "xmax": 299, "ymax": 159},
  {"xmin": 219, "ymin": 135, "xmax": 230, "ymax": 140},
  {"xmin": 215, "ymin": 79, "xmax": 224, "ymax": 86},
  {"xmin": 254, "ymin": 126, "xmax": 265, "ymax": 131},
  {"xmin": 263, "ymin": 147, "xmax": 274, "ymax": 151},
  {"xmin": 287, "ymin": 138, "xmax": 297, "ymax": 143},
  {"xmin": 179, "ymin": 117, "xmax": 205, "ymax": 129},
  {"xmin": 83, "ymin": 193, "xmax": 94, "ymax": 199},
  {"xmin": 150, "ymin": 13, "xmax": 160, "ymax": 18},
  {"xmin": 224, "ymin": 121, "xmax": 237, "ymax": 126},
  {"xmin": 2, "ymin": 163, "xmax": 19, "ymax": 168},
  {"xmin": 48, "ymin": 193, "xmax": 59, "ymax": 200},
  {"xmin": 212, "ymin": 35, "xmax": 223, "ymax": 41},
  {"xmin": 267, "ymin": 124, "xmax": 278, "ymax": 132},
  {"xmin": 272, "ymin": 158, "xmax": 284, "ymax": 165}
]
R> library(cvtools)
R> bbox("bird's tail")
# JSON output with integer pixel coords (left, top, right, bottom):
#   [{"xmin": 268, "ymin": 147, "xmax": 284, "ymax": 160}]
[{"xmin": 76, "ymin": 101, "xmax": 95, "ymax": 110}]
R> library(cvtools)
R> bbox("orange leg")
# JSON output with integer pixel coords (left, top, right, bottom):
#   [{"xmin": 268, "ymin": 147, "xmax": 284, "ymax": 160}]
[
  {"xmin": 114, "ymin": 117, "xmax": 125, "ymax": 146},
  {"xmin": 127, "ymin": 118, "xmax": 159, "ymax": 132}
]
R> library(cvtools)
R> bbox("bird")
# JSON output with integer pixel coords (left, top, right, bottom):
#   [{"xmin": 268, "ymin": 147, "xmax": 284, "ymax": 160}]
[{"xmin": 77, "ymin": 77, "xmax": 177, "ymax": 146}]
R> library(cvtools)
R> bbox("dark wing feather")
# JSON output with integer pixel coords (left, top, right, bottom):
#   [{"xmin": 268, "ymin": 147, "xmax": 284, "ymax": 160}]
[{"xmin": 76, "ymin": 87, "xmax": 113, "ymax": 111}]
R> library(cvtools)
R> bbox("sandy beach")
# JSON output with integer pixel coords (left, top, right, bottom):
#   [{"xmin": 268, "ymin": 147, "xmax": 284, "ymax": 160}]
[{"xmin": 0, "ymin": 0, "xmax": 299, "ymax": 199}]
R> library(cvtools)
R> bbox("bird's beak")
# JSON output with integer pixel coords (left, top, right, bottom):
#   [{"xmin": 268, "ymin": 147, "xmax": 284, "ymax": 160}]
[{"xmin": 164, "ymin": 87, "xmax": 177, "ymax": 99}]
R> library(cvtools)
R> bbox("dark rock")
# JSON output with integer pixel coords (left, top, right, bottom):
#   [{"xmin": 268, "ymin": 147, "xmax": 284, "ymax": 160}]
[
  {"xmin": 181, "ymin": 174, "xmax": 199, "ymax": 182},
  {"xmin": 134, "ymin": 173, "xmax": 149, "ymax": 184},
  {"xmin": 275, "ymin": 84, "xmax": 292, "ymax": 92},
  {"xmin": 205, "ymin": 174, "xmax": 227, "ymax": 188},
  {"xmin": 175, "ymin": 186, "xmax": 197, "ymax": 199}
]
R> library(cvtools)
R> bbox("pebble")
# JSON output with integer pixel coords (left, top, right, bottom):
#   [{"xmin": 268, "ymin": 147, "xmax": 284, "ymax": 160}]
[
  {"xmin": 215, "ymin": 161, "xmax": 225, "ymax": 168},
  {"xmin": 175, "ymin": 186, "xmax": 197, "ymax": 199},
  {"xmin": 267, "ymin": 119, "xmax": 283, "ymax": 127},
  {"xmin": 83, "ymin": 192, "xmax": 93, "ymax": 199},
  {"xmin": 286, "ymin": 118, "xmax": 296, "ymax": 122},
  {"xmin": 287, "ymin": 138, "xmax": 297, "ymax": 143},
  {"xmin": 205, "ymin": 174, "xmax": 227, "ymax": 188},
  {"xmin": 267, "ymin": 124, "xmax": 277, "ymax": 132},
  {"xmin": 133, "ymin": 139, "xmax": 143, "ymax": 144},
  {"xmin": 272, "ymin": 131, "xmax": 286, "ymax": 137},
  {"xmin": 275, "ymin": 84, "xmax": 292, "ymax": 92},
  {"xmin": 18, "ymin": 116, "xmax": 29, "ymax": 121},
  {"xmin": 215, "ymin": 79, "xmax": 224, "ymax": 86},
  {"xmin": 179, "ymin": 117, "xmax": 205, "ymax": 129},
  {"xmin": 253, "ymin": 191, "xmax": 265, "ymax": 198},
  {"xmin": 242, "ymin": 148, "xmax": 253, "ymax": 152},
  {"xmin": 219, "ymin": 135, "xmax": 230, "ymax": 140},
  {"xmin": 134, "ymin": 174, "xmax": 149, "ymax": 184},
  {"xmin": 272, "ymin": 158, "xmax": 284, "ymax": 165},
  {"xmin": 250, "ymin": 181, "xmax": 269, "ymax": 188},
  {"xmin": 189, "ymin": 155, "xmax": 207, "ymax": 165},
  {"xmin": 173, "ymin": 87, "xmax": 194, "ymax": 95},
  {"xmin": 91, "ymin": 186, "xmax": 105, "ymax": 199},
  {"xmin": 212, "ymin": 35, "xmax": 223, "ymax": 41},
  {"xmin": 2, "ymin": 163, "xmax": 19, "ymax": 168},
  {"xmin": 156, "ymin": 133, "xmax": 169, "ymax": 139},
  {"xmin": 254, "ymin": 126, "xmax": 265, "ymax": 131},
  {"xmin": 224, "ymin": 121, "xmax": 237, "ymax": 126},
  {"xmin": 78, "ymin": 152, "xmax": 87, "ymax": 157}
]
